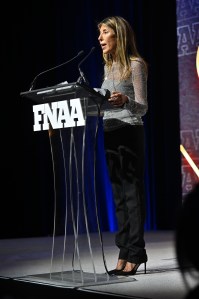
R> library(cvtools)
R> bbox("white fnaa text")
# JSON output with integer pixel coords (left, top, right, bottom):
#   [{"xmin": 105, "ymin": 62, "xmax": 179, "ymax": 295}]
[{"xmin": 33, "ymin": 98, "xmax": 85, "ymax": 131}]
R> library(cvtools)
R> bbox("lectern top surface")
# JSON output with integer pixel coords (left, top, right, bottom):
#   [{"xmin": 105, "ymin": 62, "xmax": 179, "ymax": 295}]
[{"xmin": 20, "ymin": 81, "xmax": 110, "ymax": 105}]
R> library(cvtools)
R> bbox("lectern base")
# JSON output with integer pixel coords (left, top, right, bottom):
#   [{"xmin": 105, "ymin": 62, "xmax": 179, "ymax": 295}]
[{"xmin": 15, "ymin": 270, "xmax": 136, "ymax": 288}]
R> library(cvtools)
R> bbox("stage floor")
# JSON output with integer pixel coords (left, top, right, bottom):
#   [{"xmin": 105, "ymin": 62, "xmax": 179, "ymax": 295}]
[{"xmin": 0, "ymin": 231, "xmax": 190, "ymax": 299}]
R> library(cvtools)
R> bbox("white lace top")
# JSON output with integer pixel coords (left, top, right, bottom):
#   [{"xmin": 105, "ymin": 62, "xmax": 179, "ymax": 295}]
[{"xmin": 101, "ymin": 58, "xmax": 148, "ymax": 131}]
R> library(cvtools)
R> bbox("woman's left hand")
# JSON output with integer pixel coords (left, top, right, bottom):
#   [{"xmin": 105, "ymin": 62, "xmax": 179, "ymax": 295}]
[{"xmin": 109, "ymin": 91, "xmax": 128, "ymax": 107}]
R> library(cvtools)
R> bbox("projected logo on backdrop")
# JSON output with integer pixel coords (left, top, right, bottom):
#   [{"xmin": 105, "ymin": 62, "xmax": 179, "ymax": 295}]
[
  {"xmin": 33, "ymin": 98, "xmax": 85, "ymax": 131},
  {"xmin": 180, "ymin": 47, "xmax": 199, "ymax": 181},
  {"xmin": 177, "ymin": 0, "xmax": 199, "ymax": 195}
]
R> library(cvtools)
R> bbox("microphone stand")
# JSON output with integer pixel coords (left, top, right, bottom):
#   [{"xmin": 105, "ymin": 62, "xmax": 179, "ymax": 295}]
[
  {"xmin": 29, "ymin": 51, "xmax": 84, "ymax": 91},
  {"xmin": 77, "ymin": 47, "xmax": 95, "ymax": 85}
]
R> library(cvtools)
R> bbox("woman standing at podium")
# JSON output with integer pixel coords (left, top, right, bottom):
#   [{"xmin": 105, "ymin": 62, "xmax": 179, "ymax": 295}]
[{"xmin": 97, "ymin": 16, "xmax": 148, "ymax": 276}]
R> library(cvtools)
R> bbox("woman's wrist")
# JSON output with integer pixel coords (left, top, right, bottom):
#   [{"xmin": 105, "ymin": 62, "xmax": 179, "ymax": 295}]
[{"xmin": 123, "ymin": 95, "xmax": 129, "ymax": 104}]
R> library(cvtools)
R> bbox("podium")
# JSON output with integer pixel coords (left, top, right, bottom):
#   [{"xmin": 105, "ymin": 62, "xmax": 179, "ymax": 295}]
[{"xmin": 19, "ymin": 82, "xmax": 128, "ymax": 287}]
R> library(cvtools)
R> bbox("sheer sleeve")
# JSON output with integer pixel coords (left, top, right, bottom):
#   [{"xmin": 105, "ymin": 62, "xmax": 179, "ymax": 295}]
[{"xmin": 125, "ymin": 59, "xmax": 148, "ymax": 116}]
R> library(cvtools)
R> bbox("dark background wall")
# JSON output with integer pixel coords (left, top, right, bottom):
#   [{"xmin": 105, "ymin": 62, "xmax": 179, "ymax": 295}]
[{"xmin": 1, "ymin": 0, "xmax": 182, "ymax": 238}]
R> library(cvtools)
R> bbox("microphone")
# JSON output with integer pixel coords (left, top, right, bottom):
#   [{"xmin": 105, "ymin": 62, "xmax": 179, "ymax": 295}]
[
  {"xmin": 77, "ymin": 47, "xmax": 95, "ymax": 85},
  {"xmin": 29, "ymin": 50, "xmax": 84, "ymax": 91}
]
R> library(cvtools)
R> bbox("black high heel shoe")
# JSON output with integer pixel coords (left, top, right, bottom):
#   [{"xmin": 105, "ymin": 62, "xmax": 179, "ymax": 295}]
[
  {"xmin": 107, "ymin": 260, "xmax": 127, "ymax": 276},
  {"xmin": 116, "ymin": 262, "xmax": 146, "ymax": 276},
  {"xmin": 108, "ymin": 265, "xmax": 126, "ymax": 276}
]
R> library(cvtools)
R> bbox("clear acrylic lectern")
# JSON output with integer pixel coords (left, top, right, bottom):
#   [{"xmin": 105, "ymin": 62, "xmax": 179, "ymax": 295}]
[{"xmin": 20, "ymin": 82, "xmax": 134, "ymax": 287}]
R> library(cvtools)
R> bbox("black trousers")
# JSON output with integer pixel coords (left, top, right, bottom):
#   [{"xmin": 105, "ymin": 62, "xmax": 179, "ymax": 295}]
[{"xmin": 104, "ymin": 125, "xmax": 147, "ymax": 264}]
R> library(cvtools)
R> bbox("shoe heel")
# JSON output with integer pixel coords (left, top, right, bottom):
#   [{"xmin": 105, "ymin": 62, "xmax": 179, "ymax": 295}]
[{"xmin": 144, "ymin": 262, "xmax": 146, "ymax": 274}]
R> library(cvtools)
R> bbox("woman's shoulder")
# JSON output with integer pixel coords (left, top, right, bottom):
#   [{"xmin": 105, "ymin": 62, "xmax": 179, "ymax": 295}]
[
  {"xmin": 130, "ymin": 57, "xmax": 145, "ymax": 66},
  {"xmin": 130, "ymin": 57, "xmax": 148, "ymax": 75}
]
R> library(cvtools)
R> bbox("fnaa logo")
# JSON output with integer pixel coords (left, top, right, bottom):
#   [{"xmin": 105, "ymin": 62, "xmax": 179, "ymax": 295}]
[{"xmin": 33, "ymin": 98, "xmax": 85, "ymax": 131}]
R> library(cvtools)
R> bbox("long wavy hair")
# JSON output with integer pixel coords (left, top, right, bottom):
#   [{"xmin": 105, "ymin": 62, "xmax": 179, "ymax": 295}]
[{"xmin": 97, "ymin": 16, "xmax": 147, "ymax": 80}]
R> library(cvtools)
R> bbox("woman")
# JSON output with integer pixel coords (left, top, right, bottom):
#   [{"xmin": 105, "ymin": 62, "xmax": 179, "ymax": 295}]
[{"xmin": 98, "ymin": 16, "xmax": 148, "ymax": 276}]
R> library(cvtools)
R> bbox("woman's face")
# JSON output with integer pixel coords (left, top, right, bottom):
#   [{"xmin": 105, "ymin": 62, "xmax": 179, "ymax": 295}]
[{"xmin": 98, "ymin": 24, "xmax": 117, "ymax": 58}]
